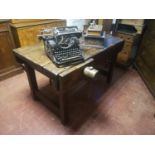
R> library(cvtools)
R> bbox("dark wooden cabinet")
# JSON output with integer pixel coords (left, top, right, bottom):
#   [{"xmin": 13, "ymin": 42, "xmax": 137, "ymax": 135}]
[
  {"xmin": 136, "ymin": 20, "xmax": 155, "ymax": 97},
  {"xmin": 0, "ymin": 19, "xmax": 66, "ymax": 80},
  {"xmin": 0, "ymin": 20, "xmax": 22, "ymax": 80}
]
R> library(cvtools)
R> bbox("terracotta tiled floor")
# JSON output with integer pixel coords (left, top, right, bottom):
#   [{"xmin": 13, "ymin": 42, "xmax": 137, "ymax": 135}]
[{"xmin": 0, "ymin": 67, "xmax": 155, "ymax": 134}]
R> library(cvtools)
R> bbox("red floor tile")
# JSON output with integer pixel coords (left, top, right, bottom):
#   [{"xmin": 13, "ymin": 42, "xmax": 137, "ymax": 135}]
[{"xmin": 0, "ymin": 67, "xmax": 155, "ymax": 134}]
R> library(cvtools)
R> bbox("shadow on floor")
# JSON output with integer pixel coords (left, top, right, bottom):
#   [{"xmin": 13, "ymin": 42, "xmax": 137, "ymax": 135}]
[{"xmin": 38, "ymin": 67, "xmax": 128, "ymax": 131}]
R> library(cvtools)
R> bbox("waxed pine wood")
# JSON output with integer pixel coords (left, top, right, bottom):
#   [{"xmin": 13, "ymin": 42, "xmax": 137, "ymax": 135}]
[{"xmin": 10, "ymin": 19, "xmax": 66, "ymax": 47}]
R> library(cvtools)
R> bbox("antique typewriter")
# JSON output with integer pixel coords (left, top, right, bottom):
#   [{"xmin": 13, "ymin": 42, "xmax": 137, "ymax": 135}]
[{"xmin": 39, "ymin": 26, "xmax": 84, "ymax": 67}]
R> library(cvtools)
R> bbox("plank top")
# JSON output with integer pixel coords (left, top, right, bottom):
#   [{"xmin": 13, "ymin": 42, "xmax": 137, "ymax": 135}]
[{"xmin": 13, "ymin": 36, "xmax": 123, "ymax": 76}]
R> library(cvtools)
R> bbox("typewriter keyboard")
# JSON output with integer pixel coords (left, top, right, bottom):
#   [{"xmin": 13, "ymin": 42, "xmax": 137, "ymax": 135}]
[{"xmin": 48, "ymin": 48, "xmax": 84, "ymax": 66}]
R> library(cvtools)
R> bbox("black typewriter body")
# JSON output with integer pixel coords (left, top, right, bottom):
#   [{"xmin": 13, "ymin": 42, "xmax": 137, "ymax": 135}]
[{"xmin": 39, "ymin": 26, "xmax": 84, "ymax": 67}]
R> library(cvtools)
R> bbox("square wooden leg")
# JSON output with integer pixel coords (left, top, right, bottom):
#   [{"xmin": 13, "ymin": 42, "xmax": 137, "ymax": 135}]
[{"xmin": 24, "ymin": 63, "xmax": 39, "ymax": 100}]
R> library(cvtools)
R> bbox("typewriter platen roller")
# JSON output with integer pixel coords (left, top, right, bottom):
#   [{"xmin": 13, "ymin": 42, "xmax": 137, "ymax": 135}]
[{"xmin": 38, "ymin": 26, "xmax": 84, "ymax": 67}]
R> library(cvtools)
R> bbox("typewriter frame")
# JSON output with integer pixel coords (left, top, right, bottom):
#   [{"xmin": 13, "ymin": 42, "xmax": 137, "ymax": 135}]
[{"xmin": 39, "ymin": 26, "xmax": 84, "ymax": 67}]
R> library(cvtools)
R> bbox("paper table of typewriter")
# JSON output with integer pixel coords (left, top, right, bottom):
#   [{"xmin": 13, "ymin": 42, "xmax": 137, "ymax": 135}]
[{"xmin": 39, "ymin": 26, "xmax": 84, "ymax": 67}]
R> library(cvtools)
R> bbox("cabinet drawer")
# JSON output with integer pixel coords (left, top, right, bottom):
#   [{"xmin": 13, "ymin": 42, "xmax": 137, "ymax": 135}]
[
  {"xmin": 117, "ymin": 52, "xmax": 129, "ymax": 64},
  {"xmin": 121, "ymin": 42, "xmax": 132, "ymax": 54},
  {"xmin": 59, "ymin": 59, "xmax": 94, "ymax": 89},
  {"xmin": 117, "ymin": 33, "xmax": 134, "ymax": 42},
  {"xmin": 120, "ymin": 49, "xmax": 129, "ymax": 55},
  {"xmin": 117, "ymin": 42, "xmax": 132, "ymax": 57}
]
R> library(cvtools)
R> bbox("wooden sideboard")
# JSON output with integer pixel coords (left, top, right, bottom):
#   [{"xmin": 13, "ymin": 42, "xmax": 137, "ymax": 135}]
[
  {"xmin": 10, "ymin": 19, "xmax": 66, "ymax": 47},
  {"xmin": 0, "ymin": 20, "xmax": 22, "ymax": 80},
  {"xmin": 0, "ymin": 19, "xmax": 66, "ymax": 80}
]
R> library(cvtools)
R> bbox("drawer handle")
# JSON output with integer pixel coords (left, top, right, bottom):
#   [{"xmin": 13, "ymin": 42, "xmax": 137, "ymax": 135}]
[{"xmin": 83, "ymin": 66, "xmax": 99, "ymax": 79}]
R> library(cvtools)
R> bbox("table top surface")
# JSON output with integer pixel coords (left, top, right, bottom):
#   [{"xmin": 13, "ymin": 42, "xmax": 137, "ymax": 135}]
[{"xmin": 13, "ymin": 36, "xmax": 123, "ymax": 76}]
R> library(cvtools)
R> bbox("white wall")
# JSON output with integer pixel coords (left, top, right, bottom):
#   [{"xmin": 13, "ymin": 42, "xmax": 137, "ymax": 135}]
[{"xmin": 67, "ymin": 19, "xmax": 91, "ymax": 31}]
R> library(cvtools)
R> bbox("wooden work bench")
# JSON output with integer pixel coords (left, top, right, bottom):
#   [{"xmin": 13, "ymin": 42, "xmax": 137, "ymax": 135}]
[{"xmin": 13, "ymin": 36, "xmax": 124, "ymax": 125}]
